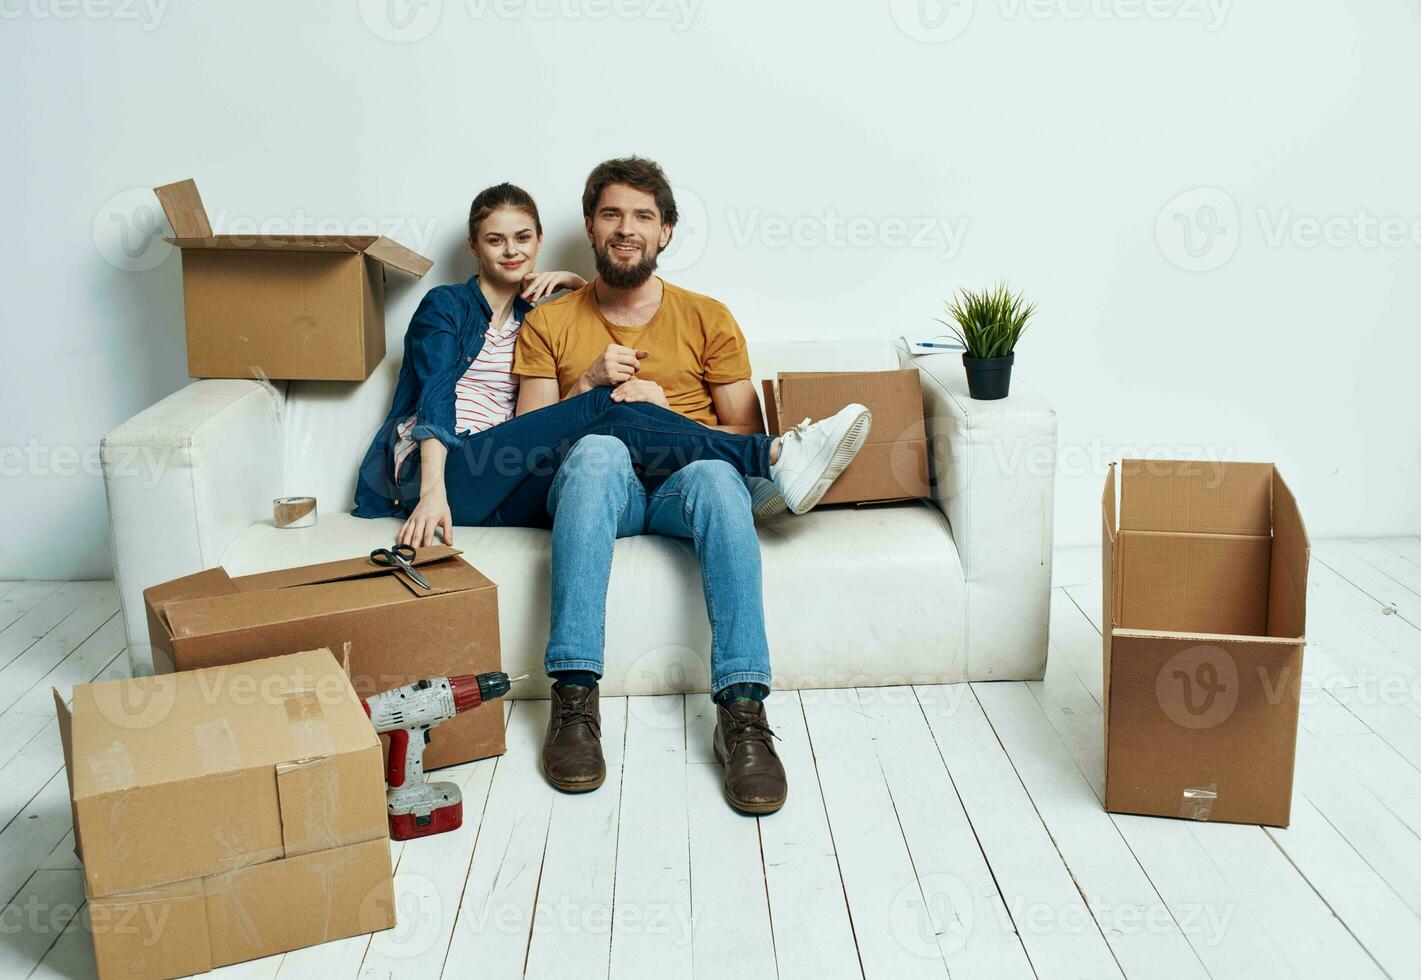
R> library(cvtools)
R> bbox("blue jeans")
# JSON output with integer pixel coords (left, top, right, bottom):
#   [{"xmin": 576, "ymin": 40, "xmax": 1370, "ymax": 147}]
[
  {"xmin": 421, "ymin": 387, "xmax": 774, "ymax": 528},
  {"xmin": 544, "ymin": 435, "xmax": 773, "ymax": 695}
]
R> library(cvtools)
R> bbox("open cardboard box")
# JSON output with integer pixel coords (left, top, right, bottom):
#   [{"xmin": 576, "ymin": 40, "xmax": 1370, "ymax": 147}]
[
  {"xmin": 1102, "ymin": 459, "xmax": 1310, "ymax": 826},
  {"xmin": 144, "ymin": 546, "xmax": 504, "ymax": 770},
  {"xmin": 55, "ymin": 648, "xmax": 395, "ymax": 979},
  {"xmin": 761, "ymin": 369, "xmax": 930, "ymax": 506},
  {"xmin": 154, "ymin": 178, "xmax": 433, "ymax": 380}
]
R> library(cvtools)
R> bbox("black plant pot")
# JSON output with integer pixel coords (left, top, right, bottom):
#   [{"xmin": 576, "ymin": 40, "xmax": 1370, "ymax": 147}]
[{"xmin": 962, "ymin": 352, "xmax": 1014, "ymax": 400}]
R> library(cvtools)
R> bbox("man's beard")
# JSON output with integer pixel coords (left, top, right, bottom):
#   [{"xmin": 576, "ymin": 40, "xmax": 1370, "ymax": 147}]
[{"xmin": 595, "ymin": 238, "xmax": 659, "ymax": 289}]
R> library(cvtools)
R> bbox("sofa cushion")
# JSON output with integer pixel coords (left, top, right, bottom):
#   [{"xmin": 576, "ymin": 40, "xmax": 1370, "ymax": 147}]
[{"xmin": 220, "ymin": 503, "xmax": 966, "ymax": 696}]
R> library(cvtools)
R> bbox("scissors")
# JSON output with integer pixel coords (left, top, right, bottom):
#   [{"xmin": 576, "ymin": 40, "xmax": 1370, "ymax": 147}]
[{"xmin": 370, "ymin": 544, "xmax": 432, "ymax": 590}]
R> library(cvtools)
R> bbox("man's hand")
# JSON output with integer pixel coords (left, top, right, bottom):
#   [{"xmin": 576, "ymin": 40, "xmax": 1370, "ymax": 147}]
[
  {"xmin": 580, "ymin": 344, "xmax": 648, "ymax": 389},
  {"xmin": 611, "ymin": 378, "xmax": 670, "ymax": 409},
  {"xmin": 398, "ymin": 489, "xmax": 453, "ymax": 548}
]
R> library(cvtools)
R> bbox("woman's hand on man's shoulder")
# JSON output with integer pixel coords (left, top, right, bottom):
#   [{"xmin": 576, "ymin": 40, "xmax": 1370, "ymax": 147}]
[{"xmin": 520, "ymin": 270, "xmax": 587, "ymax": 304}]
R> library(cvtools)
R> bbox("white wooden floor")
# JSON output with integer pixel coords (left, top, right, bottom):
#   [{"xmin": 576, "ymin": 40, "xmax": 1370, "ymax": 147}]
[{"xmin": 4, "ymin": 539, "xmax": 1421, "ymax": 979}]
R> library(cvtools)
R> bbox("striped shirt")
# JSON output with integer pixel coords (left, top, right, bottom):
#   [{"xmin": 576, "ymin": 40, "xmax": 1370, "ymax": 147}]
[{"xmin": 392, "ymin": 316, "xmax": 522, "ymax": 481}]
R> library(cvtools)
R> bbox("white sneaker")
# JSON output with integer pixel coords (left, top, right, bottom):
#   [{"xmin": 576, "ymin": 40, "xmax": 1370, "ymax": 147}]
[
  {"xmin": 746, "ymin": 477, "xmax": 789, "ymax": 520},
  {"xmin": 769, "ymin": 404, "xmax": 872, "ymax": 515}
]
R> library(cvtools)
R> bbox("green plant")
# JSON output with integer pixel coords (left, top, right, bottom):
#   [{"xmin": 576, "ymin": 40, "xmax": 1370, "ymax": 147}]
[{"xmin": 937, "ymin": 282, "xmax": 1037, "ymax": 359}]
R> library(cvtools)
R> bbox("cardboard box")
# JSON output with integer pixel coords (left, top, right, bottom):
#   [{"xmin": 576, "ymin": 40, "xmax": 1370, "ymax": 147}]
[
  {"xmin": 55, "ymin": 649, "xmax": 396, "ymax": 979},
  {"xmin": 154, "ymin": 178, "xmax": 433, "ymax": 381},
  {"xmin": 143, "ymin": 547, "xmax": 505, "ymax": 770},
  {"xmin": 1101, "ymin": 459, "xmax": 1310, "ymax": 826},
  {"xmin": 761, "ymin": 370, "xmax": 930, "ymax": 505}
]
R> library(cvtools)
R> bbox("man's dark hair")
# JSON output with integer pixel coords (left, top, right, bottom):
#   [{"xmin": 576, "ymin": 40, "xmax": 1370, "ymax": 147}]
[
  {"xmin": 582, "ymin": 157, "xmax": 678, "ymax": 241},
  {"xmin": 468, "ymin": 182, "xmax": 542, "ymax": 240}
]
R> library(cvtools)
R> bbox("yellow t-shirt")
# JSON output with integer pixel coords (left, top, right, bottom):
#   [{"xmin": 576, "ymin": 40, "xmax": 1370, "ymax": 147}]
[{"xmin": 512, "ymin": 279, "xmax": 751, "ymax": 426}]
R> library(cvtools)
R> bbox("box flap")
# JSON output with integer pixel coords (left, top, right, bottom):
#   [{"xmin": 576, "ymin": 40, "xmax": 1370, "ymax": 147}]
[
  {"xmin": 275, "ymin": 748, "xmax": 387, "ymax": 858},
  {"xmin": 145, "ymin": 567, "xmax": 239, "ymax": 635},
  {"xmin": 69, "ymin": 649, "xmax": 374, "ymax": 797},
  {"xmin": 761, "ymin": 379, "xmax": 781, "ymax": 435},
  {"xmin": 154, "ymin": 178, "xmax": 213, "ymax": 238},
  {"xmin": 53, "ymin": 689, "xmax": 83, "ymax": 861},
  {"xmin": 164, "ymin": 233, "xmax": 433, "ymax": 277},
  {"xmin": 1266, "ymin": 468, "xmax": 1310, "ymax": 640},
  {"xmin": 363, "ymin": 236, "xmax": 434, "ymax": 277},
  {"xmin": 1119, "ymin": 459, "xmax": 1273, "ymax": 535},
  {"xmin": 231, "ymin": 545, "xmax": 469, "ymax": 593}
]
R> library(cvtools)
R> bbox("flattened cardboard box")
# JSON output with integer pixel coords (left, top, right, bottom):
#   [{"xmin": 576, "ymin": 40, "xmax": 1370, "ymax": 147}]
[
  {"xmin": 55, "ymin": 649, "xmax": 395, "ymax": 979},
  {"xmin": 1101, "ymin": 459, "xmax": 1310, "ymax": 827},
  {"xmin": 154, "ymin": 178, "xmax": 433, "ymax": 381},
  {"xmin": 762, "ymin": 369, "xmax": 930, "ymax": 506},
  {"xmin": 143, "ymin": 546, "xmax": 504, "ymax": 770}
]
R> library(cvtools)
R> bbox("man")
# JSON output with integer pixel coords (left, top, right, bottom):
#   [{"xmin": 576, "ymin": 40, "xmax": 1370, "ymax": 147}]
[{"xmin": 513, "ymin": 156, "xmax": 858, "ymax": 814}]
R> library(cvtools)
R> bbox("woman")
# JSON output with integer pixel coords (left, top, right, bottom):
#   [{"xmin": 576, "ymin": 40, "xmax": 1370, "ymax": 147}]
[{"xmin": 353, "ymin": 183, "xmax": 869, "ymax": 545}]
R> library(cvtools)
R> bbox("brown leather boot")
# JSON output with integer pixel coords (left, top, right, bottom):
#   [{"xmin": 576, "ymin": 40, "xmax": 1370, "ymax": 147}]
[
  {"xmin": 713, "ymin": 700, "xmax": 787, "ymax": 814},
  {"xmin": 542, "ymin": 684, "xmax": 605, "ymax": 792}
]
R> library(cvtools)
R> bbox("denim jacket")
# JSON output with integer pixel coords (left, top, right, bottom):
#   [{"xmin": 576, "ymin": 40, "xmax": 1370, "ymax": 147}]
[{"xmin": 353, "ymin": 276, "xmax": 533, "ymax": 518}]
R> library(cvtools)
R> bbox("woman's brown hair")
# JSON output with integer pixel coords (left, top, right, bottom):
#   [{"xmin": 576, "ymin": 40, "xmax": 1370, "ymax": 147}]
[{"xmin": 468, "ymin": 183, "xmax": 542, "ymax": 239}]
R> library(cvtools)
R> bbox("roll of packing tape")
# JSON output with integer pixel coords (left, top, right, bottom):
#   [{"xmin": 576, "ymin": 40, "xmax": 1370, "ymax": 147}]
[{"xmin": 273, "ymin": 496, "xmax": 318, "ymax": 529}]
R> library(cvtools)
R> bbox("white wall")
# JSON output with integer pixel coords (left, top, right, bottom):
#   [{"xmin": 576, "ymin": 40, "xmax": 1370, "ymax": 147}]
[{"xmin": 3, "ymin": 0, "xmax": 1419, "ymax": 579}]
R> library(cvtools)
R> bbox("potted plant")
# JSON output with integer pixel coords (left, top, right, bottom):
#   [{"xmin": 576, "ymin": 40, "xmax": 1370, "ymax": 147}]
[{"xmin": 937, "ymin": 282, "xmax": 1037, "ymax": 400}]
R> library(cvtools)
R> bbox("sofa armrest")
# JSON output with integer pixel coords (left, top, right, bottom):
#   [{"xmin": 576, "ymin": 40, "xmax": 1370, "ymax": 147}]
[
  {"xmin": 102, "ymin": 379, "xmax": 285, "ymax": 675},
  {"xmin": 896, "ymin": 340, "xmax": 1057, "ymax": 678}
]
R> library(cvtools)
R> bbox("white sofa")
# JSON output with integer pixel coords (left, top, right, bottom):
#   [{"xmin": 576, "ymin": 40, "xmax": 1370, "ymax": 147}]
[{"xmin": 101, "ymin": 339, "xmax": 1057, "ymax": 695}]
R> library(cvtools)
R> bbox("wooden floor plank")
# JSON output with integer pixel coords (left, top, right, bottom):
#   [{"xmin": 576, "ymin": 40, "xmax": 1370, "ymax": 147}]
[
  {"xmin": 755, "ymin": 691, "xmax": 862, "ymax": 980},
  {"xmin": 1380, "ymin": 536, "xmax": 1421, "ymax": 566},
  {"xmin": 914, "ymin": 683, "xmax": 1125, "ymax": 980},
  {"xmin": 1323, "ymin": 540, "xmax": 1421, "ymax": 626},
  {"xmin": 0, "ymin": 868, "xmax": 86, "ymax": 978},
  {"xmin": 361, "ymin": 710, "xmax": 507, "ymax": 978},
  {"xmin": 800, "ymin": 689, "xmax": 950, "ymax": 979},
  {"xmin": 442, "ymin": 696, "xmax": 558, "ymax": 979},
  {"xmin": 0, "ymin": 583, "xmax": 119, "ymax": 717},
  {"xmin": 0, "ymin": 582, "xmax": 88, "ymax": 669},
  {"xmin": 0, "ymin": 628, "xmax": 125, "ymax": 834},
  {"xmin": 1266, "ymin": 795, "xmax": 1421, "ymax": 980},
  {"xmin": 855, "ymin": 686, "xmax": 1036, "ymax": 979},
  {"xmin": 606, "ymin": 695, "xmax": 692, "ymax": 980},
  {"xmin": 684, "ymin": 696, "xmax": 777, "ymax": 979},
  {"xmin": 524, "ymin": 696, "xmax": 628, "ymax": 980},
  {"xmin": 973, "ymin": 681, "xmax": 1210, "ymax": 980}
]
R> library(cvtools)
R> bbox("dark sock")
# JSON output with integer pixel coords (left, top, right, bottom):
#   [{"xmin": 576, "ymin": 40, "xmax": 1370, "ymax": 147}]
[
  {"xmin": 551, "ymin": 669, "xmax": 599, "ymax": 691},
  {"xmin": 714, "ymin": 682, "xmax": 769, "ymax": 707}
]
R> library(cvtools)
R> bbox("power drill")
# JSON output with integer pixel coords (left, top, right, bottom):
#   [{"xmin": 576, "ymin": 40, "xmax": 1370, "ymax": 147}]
[{"xmin": 361, "ymin": 672, "xmax": 524, "ymax": 840}]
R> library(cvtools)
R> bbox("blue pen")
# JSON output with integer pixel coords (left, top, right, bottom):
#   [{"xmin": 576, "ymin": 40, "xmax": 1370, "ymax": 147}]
[{"xmin": 916, "ymin": 342, "xmax": 963, "ymax": 349}]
